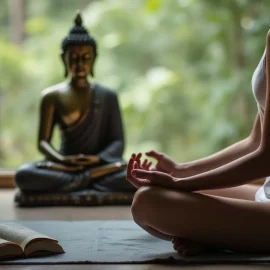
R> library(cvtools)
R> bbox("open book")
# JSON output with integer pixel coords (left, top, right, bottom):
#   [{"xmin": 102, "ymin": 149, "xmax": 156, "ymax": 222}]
[{"xmin": 0, "ymin": 222, "xmax": 64, "ymax": 260}]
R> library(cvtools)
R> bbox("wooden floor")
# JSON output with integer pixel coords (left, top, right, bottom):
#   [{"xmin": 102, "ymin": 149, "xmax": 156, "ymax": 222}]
[{"xmin": 0, "ymin": 189, "xmax": 269, "ymax": 270}]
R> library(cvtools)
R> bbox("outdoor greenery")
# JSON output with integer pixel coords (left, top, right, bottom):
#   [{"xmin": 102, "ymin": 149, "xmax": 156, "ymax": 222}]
[{"xmin": 0, "ymin": 0, "xmax": 270, "ymax": 168}]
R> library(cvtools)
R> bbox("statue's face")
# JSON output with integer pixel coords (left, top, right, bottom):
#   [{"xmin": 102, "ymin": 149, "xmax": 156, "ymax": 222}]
[{"xmin": 64, "ymin": 45, "xmax": 94, "ymax": 78}]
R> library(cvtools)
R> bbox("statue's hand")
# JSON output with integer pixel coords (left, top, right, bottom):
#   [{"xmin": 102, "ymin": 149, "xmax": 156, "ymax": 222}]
[
  {"xmin": 36, "ymin": 160, "xmax": 83, "ymax": 171},
  {"xmin": 62, "ymin": 155, "xmax": 80, "ymax": 165},
  {"xmin": 63, "ymin": 154, "xmax": 100, "ymax": 165},
  {"xmin": 76, "ymin": 154, "xmax": 100, "ymax": 165},
  {"xmin": 37, "ymin": 161, "xmax": 54, "ymax": 169}
]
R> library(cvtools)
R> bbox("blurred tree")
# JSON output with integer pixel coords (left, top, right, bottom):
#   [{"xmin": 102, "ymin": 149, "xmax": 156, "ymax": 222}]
[{"xmin": 8, "ymin": 0, "xmax": 25, "ymax": 46}]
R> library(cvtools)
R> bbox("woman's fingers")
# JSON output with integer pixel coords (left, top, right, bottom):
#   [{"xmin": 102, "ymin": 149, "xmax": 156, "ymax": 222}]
[
  {"xmin": 142, "ymin": 159, "xmax": 148, "ymax": 168},
  {"xmin": 134, "ymin": 153, "xmax": 153, "ymax": 170},
  {"xmin": 126, "ymin": 157, "xmax": 151, "ymax": 188},
  {"xmin": 127, "ymin": 157, "xmax": 134, "ymax": 177},
  {"xmin": 141, "ymin": 159, "xmax": 151, "ymax": 169},
  {"xmin": 139, "ymin": 158, "xmax": 153, "ymax": 170},
  {"xmin": 126, "ymin": 157, "xmax": 139, "ymax": 188},
  {"xmin": 145, "ymin": 150, "xmax": 161, "ymax": 160},
  {"xmin": 127, "ymin": 152, "xmax": 175, "ymax": 188},
  {"xmin": 132, "ymin": 169, "xmax": 175, "ymax": 187},
  {"xmin": 145, "ymin": 161, "xmax": 152, "ymax": 170},
  {"xmin": 134, "ymin": 153, "xmax": 142, "ymax": 168}
]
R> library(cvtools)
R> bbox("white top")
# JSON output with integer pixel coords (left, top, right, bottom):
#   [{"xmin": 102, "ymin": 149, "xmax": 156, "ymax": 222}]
[{"xmin": 251, "ymin": 49, "xmax": 270, "ymax": 202}]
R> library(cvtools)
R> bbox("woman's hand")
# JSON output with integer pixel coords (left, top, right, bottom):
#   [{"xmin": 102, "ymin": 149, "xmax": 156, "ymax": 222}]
[
  {"xmin": 144, "ymin": 150, "xmax": 195, "ymax": 178},
  {"xmin": 145, "ymin": 151, "xmax": 178, "ymax": 175},
  {"xmin": 133, "ymin": 150, "xmax": 191, "ymax": 177},
  {"xmin": 126, "ymin": 153, "xmax": 177, "ymax": 189},
  {"xmin": 132, "ymin": 153, "xmax": 152, "ymax": 171},
  {"xmin": 126, "ymin": 154, "xmax": 148, "ymax": 189}
]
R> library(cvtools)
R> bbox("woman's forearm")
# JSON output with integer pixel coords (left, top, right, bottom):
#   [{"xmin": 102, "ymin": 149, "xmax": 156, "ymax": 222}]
[
  {"xmin": 178, "ymin": 114, "xmax": 261, "ymax": 177},
  {"xmin": 177, "ymin": 148, "xmax": 267, "ymax": 192},
  {"xmin": 177, "ymin": 136, "xmax": 259, "ymax": 177}
]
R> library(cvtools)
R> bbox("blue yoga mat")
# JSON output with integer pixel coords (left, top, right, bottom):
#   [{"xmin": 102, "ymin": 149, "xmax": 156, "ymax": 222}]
[{"xmin": 0, "ymin": 220, "xmax": 270, "ymax": 264}]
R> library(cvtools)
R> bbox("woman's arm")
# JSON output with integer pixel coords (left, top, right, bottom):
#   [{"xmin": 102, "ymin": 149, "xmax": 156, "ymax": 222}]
[
  {"xmin": 176, "ymin": 114, "xmax": 261, "ymax": 177},
  {"xmin": 176, "ymin": 33, "xmax": 270, "ymax": 192},
  {"xmin": 131, "ymin": 33, "xmax": 270, "ymax": 191},
  {"xmin": 176, "ymin": 148, "xmax": 265, "ymax": 191}
]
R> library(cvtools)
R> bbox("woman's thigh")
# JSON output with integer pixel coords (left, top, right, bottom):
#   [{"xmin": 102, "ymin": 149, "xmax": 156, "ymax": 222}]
[
  {"xmin": 198, "ymin": 184, "xmax": 261, "ymax": 201},
  {"xmin": 132, "ymin": 186, "xmax": 270, "ymax": 252}
]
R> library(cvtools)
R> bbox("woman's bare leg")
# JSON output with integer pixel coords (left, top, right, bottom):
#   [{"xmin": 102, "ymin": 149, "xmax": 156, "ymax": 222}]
[
  {"xmin": 132, "ymin": 184, "xmax": 260, "ymax": 240},
  {"xmin": 180, "ymin": 184, "xmax": 260, "ymax": 254},
  {"xmin": 199, "ymin": 184, "xmax": 260, "ymax": 200},
  {"xmin": 131, "ymin": 186, "xmax": 270, "ymax": 254}
]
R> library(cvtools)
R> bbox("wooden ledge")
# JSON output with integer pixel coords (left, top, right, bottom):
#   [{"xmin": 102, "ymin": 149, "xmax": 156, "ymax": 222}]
[
  {"xmin": 0, "ymin": 170, "xmax": 16, "ymax": 188},
  {"xmin": 0, "ymin": 169, "xmax": 266, "ymax": 189}
]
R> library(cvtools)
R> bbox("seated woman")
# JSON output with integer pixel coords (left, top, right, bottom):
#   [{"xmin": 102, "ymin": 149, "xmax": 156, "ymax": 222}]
[
  {"xmin": 15, "ymin": 12, "xmax": 135, "ymax": 196},
  {"xmin": 127, "ymin": 32, "xmax": 270, "ymax": 255}
]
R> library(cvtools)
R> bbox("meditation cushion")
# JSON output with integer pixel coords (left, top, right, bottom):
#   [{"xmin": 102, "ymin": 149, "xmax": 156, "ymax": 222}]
[{"xmin": 14, "ymin": 189, "xmax": 134, "ymax": 207}]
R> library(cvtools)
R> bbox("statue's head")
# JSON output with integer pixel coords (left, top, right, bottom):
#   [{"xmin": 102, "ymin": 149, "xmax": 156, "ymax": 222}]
[{"xmin": 61, "ymin": 11, "xmax": 97, "ymax": 78}]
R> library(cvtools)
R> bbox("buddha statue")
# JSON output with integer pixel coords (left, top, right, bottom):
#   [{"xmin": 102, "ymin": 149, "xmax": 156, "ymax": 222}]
[{"xmin": 15, "ymin": 12, "xmax": 135, "ymax": 198}]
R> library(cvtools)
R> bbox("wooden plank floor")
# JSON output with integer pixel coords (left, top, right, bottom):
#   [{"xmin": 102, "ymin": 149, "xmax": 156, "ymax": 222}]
[{"xmin": 0, "ymin": 189, "xmax": 268, "ymax": 270}]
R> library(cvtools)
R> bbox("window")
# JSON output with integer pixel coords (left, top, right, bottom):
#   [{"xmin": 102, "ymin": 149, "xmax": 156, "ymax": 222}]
[{"xmin": 0, "ymin": 0, "xmax": 267, "ymax": 187}]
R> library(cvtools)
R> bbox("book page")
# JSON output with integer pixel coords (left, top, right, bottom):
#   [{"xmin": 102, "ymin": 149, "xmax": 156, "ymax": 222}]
[
  {"xmin": 0, "ymin": 238, "xmax": 10, "ymax": 246},
  {"xmin": 25, "ymin": 239, "xmax": 64, "ymax": 257},
  {"xmin": 0, "ymin": 238, "xmax": 24, "ymax": 260},
  {"xmin": 0, "ymin": 222, "xmax": 57, "ymax": 251}
]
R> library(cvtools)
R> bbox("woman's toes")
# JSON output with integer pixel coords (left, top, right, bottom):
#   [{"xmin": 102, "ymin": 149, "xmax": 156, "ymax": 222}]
[{"xmin": 173, "ymin": 237, "xmax": 210, "ymax": 256}]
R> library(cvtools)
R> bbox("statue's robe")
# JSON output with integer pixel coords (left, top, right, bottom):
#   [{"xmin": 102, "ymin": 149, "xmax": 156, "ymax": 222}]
[{"xmin": 15, "ymin": 84, "xmax": 135, "ymax": 194}]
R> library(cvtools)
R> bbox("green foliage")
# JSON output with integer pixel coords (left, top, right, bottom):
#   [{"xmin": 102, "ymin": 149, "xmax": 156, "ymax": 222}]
[{"xmin": 0, "ymin": 0, "xmax": 269, "ymax": 167}]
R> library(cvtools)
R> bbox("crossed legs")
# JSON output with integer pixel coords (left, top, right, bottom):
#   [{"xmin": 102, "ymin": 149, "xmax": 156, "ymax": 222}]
[{"xmin": 131, "ymin": 184, "xmax": 270, "ymax": 254}]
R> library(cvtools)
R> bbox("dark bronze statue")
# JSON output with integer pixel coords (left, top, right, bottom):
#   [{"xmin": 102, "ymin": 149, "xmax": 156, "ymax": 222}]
[{"xmin": 15, "ymin": 12, "xmax": 135, "ymax": 194}]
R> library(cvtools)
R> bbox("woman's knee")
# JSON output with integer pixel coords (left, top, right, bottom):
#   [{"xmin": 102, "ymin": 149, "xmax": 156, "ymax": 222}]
[
  {"xmin": 131, "ymin": 186, "xmax": 156, "ymax": 222},
  {"xmin": 131, "ymin": 186, "xmax": 181, "ymax": 224}
]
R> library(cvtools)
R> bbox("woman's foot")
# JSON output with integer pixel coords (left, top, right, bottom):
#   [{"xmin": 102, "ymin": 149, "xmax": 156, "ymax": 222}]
[{"xmin": 172, "ymin": 237, "xmax": 214, "ymax": 256}]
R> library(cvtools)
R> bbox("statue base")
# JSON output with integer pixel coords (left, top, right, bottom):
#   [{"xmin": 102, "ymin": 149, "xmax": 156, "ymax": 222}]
[{"xmin": 14, "ymin": 189, "xmax": 134, "ymax": 207}]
